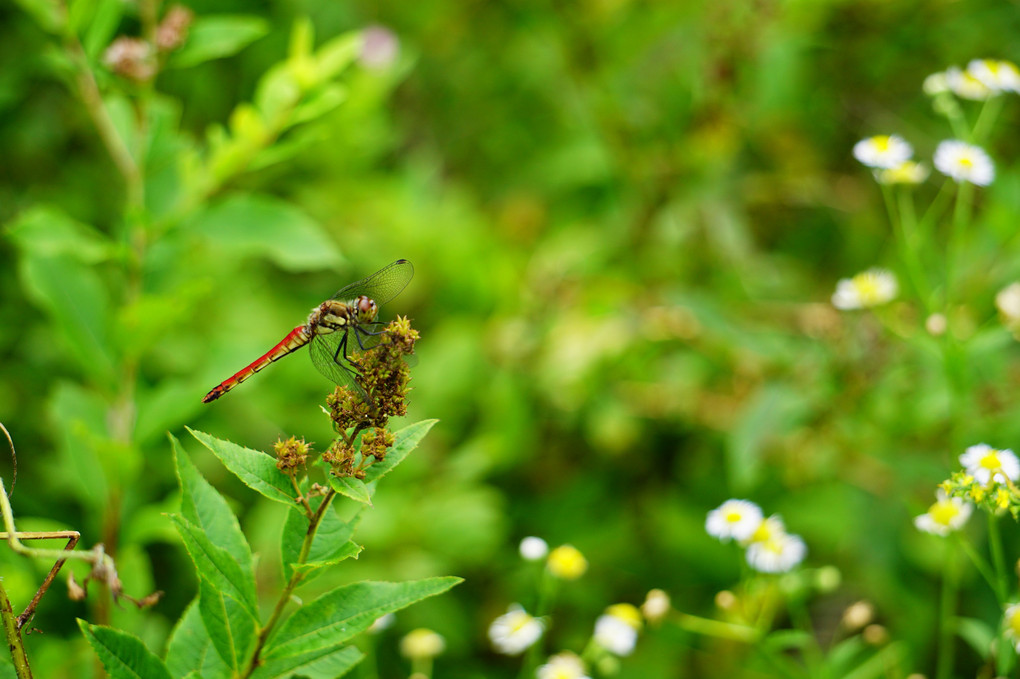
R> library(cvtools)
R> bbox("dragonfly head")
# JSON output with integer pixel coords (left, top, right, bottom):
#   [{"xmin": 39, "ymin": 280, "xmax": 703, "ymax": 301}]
[{"xmin": 355, "ymin": 295, "xmax": 379, "ymax": 323}]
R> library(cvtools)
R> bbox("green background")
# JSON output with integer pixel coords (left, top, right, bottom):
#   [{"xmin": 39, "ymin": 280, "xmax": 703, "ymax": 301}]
[{"xmin": 4, "ymin": 0, "xmax": 1020, "ymax": 676}]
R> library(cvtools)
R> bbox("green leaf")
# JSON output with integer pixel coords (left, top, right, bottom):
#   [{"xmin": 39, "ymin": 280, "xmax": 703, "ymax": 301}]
[
  {"xmin": 290, "ymin": 541, "xmax": 362, "ymax": 576},
  {"xmin": 186, "ymin": 193, "xmax": 341, "ymax": 272},
  {"xmin": 187, "ymin": 428, "xmax": 298, "ymax": 507},
  {"xmin": 197, "ymin": 577, "xmax": 257, "ymax": 671},
  {"xmin": 281, "ymin": 498, "xmax": 363, "ymax": 582},
  {"xmin": 78, "ymin": 619, "xmax": 173, "ymax": 679},
  {"xmin": 18, "ymin": 253, "xmax": 115, "ymax": 385},
  {"xmin": 172, "ymin": 434, "xmax": 254, "ymax": 572},
  {"xmin": 327, "ymin": 475, "xmax": 372, "ymax": 504},
  {"xmin": 315, "ymin": 31, "xmax": 362, "ymax": 81},
  {"xmin": 0, "ymin": 654, "xmax": 17, "ymax": 679},
  {"xmin": 12, "ymin": 0, "xmax": 64, "ymax": 33},
  {"xmin": 264, "ymin": 577, "xmax": 461, "ymax": 660},
  {"xmin": 170, "ymin": 514, "xmax": 258, "ymax": 617},
  {"xmin": 169, "ymin": 15, "xmax": 270, "ymax": 69},
  {"xmin": 956, "ymin": 615, "xmax": 996, "ymax": 656},
  {"xmin": 165, "ymin": 600, "xmax": 231, "ymax": 679},
  {"xmin": 81, "ymin": 0, "xmax": 124, "ymax": 57},
  {"xmin": 362, "ymin": 419, "xmax": 438, "ymax": 484},
  {"xmin": 5, "ymin": 205, "xmax": 115, "ymax": 263},
  {"xmin": 251, "ymin": 645, "xmax": 362, "ymax": 679}
]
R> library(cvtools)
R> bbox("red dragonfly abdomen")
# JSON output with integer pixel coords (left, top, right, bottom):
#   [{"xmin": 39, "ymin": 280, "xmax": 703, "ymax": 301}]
[{"xmin": 202, "ymin": 325, "xmax": 311, "ymax": 403}]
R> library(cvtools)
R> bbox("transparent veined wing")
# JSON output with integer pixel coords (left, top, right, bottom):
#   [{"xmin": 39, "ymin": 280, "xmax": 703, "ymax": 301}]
[
  {"xmin": 331, "ymin": 259, "xmax": 414, "ymax": 307},
  {"xmin": 308, "ymin": 328, "xmax": 363, "ymax": 395}
]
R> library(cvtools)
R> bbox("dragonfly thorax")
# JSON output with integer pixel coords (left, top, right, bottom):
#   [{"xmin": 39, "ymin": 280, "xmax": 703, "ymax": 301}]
[{"xmin": 308, "ymin": 297, "xmax": 378, "ymax": 336}]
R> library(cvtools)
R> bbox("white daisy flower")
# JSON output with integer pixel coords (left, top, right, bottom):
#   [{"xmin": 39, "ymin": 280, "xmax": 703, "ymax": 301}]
[
  {"xmin": 934, "ymin": 140, "xmax": 995, "ymax": 185},
  {"xmin": 1004, "ymin": 603, "xmax": 1020, "ymax": 653},
  {"xmin": 967, "ymin": 59, "xmax": 1020, "ymax": 93},
  {"xmin": 996, "ymin": 283, "xmax": 1020, "ymax": 324},
  {"xmin": 488, "ymin": 605, "xmax": 544, "ymax": 655},
  {"xmin": 593, "ymin": 604, "xmax": 641, "ymax": 656},
  {"xmin": 706, "ymin": 499, "xmax": 763, "ymax": 542},
  {"xmin": 831, "ymin": 269, "xmax": 898, "ymax": 310},
  {"xmin": 914, "ymin": 489, "xmax": 973, "ymax": 536},
  {"xmin": 960, "ymin": 443, "xmax": 1020, "ymax": 485},
  {"xmin": 875, "ymin": 161, "xmax": 929, "ymax": 185},
  {"xmin": 641, "ymin": 589, "xmax": 671, "ymax": 624},
  {"xmin": 746, "ymin": 532, "xmax": 807, "ymax": 573},
  {"xmin": 946, "ymin": 65, "xmax": 994, "ymax": 100},
  {"xmin": 923, "ymin": 71, "xmax": 950, "ymax": 96},
  {"xmin": 519, "ymin": 536, "xmax": 549, "ymax": 561},
  {"xmin": 853, "ymin": 135, "xmax": 913, "ymax": 169},
  {"xmin": 537, "ymin": 652, "xmax": 590, "ymax": 679}
]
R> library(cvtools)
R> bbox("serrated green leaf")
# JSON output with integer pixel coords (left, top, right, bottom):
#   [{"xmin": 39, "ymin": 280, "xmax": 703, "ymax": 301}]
[
  {"xmin": 78, "ymin": 619, "xmax": 173, "ymax": 679},
  {"xmin": 264, "ymin": 577, "xmax": 461, "ymax": 660},
  {"xmin": 187, "ymin": 428, "xmax": 298, "ymax": 506},
  {"xmin": 170, "ymin": 514, "xmax": 257, "ymax": 616},
  {"xmin": 19, "ymin": 253, "xmax": 115, "ymax": 385},
  {"xmin": 5, "ymin": 205, "xmax": 116, "ymax": 263},
  {"xmin": 197, "ymin": 577, "xmax": 257, "ymax": 671},
  {"xmin": 172, "ymin": 434, "xmax": 254, "ymax": 572},
  {"xmin": 327, "ymin": 475, "xmax": 372, "ymax": 504},
  {"xmin": 291, "ymin": 542, "xmax": 362, "ymax": 576},
  {"xmin": 251, "ymin": 645, "xmax": 362, "ymax": 679},
  {"xmin": 169, "ymin": 15, "xmax": 270, "ymax": 68},
  {"xmin": 281, "ymin": 497, "xmax": 363, "ymax": 582},
  {"xmin": 362, "ymin": 419, "xmax": 437, "ymax": 484},
  {"xmin": 186, "ymin": 193, "xmax": 341, "ymax": 272},
  {"xmin": 165, "ymin": 599, "xmax": 231, "ymax": 679}
]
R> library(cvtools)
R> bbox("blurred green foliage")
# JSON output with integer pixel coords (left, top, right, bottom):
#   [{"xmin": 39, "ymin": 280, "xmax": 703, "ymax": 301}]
[{"xmin": 5, "ymin": 0, "xmax": 1020, "ymax": 676}]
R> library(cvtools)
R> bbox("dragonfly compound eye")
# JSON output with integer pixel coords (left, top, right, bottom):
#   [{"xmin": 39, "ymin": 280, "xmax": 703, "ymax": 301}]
[{"xmin": 357, "ymin": 296, "xmax": 378, "ymax": 320}]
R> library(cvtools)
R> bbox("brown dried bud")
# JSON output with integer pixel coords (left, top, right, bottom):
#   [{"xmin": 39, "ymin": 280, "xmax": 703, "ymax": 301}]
[
  {"xmin": 274, "ymin": 436, "xmax": 310, "ymax": 472},
  {"xmin": 104, "ymin": 37, "xmax": 156, "ymax": 81},
  {"xmin": 155, "ymin": 5, "xmax": 194, "ymax": 52}
]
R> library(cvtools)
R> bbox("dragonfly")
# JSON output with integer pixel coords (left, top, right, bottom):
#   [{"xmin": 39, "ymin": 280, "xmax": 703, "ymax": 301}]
[{"xmin": 202, "ymin": 259, "xmax": 414, "ymax": 403}]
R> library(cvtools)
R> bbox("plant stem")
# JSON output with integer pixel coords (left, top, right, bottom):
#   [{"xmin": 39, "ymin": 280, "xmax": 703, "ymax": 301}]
[
  {"xmin": 935, "ymin": 544, "xmax": 959, "ymax": 679},
  {"xmin": 0, "ymin": 580, "xmax": 31, "ymax": 679},
  {"xmin": 240, "ymin": 489, "xmax": 337, "ymax": 677}
]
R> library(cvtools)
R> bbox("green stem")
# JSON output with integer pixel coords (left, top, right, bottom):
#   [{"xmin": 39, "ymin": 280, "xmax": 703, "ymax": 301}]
[
  {"xmin": 935, "ymin": 544, "xmax": 959, "ymax": 679},
  {"xmin": 955, "ymin": 533, "xmax": 999, "ymax": 594},
  {"xmin": 0, "ymin": 580, "xmax": 31, "ymax": 678},
  {"xmin": 972, "ymin": 95, "xmax": 1004, "ymax": 145},
  {"xmin": 987, "ymin": 513, "xmax": 1008, "ymax": 603},
  {"xmin": 892, "ymin": 185, "xmax": 931, "ymax": 312},
  {"xmin": 240, "ymin": 489, "xmax": 337, "ymax": 678}
]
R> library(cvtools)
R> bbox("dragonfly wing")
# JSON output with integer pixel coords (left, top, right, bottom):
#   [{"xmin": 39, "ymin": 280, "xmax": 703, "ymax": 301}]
[
  {"xmin": 308, "ymin": 329, "xmax": 362, "ymax": 394},
  {"xmin": 331, "ymin": 259, "xmax": 414, "ymax": 307}
]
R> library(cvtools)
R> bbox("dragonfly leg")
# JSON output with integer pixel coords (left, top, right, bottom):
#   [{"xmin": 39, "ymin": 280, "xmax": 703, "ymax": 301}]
[{"xmin": 333, "ymin": 330, "xmax": 350, "ymax": 365}]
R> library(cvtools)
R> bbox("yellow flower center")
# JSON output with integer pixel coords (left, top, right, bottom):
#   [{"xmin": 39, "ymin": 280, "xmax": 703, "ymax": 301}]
[
  {"xmin": 853, "ymin": 274, "xmax": 884, "ymax": 304},
  {"xmin": 605, "ymin": 603, "xmax": 643, "ymax": 630},
  {"xmin": 930, "ymin": 501, "xmax": 959, "ymax": 526},
  {"xmin": 547, "ymin": 545, "xmax": 588, "ymax": 580},
  {"xmin": 724, "ymin": 510, "xmax": 743, "ymax": 524},
  {"xmin": 980, "ymin": 449, "xmax": 1002, "ymax": 470},
  {"xmin": 874, "ymin": 135, "xmax": 892, "ymax": 151},
  {"xmin": 1010, "ymin": 608, "xmax": 1020, "ymax": 637}
]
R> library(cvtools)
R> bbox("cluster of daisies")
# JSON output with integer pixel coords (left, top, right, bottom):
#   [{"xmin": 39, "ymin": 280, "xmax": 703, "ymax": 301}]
[
  {"xmin": 916, "ymin": 444, "xmax": 1020, "ymax": 536},
  {"xmin": 705, "ymin": 500, "xmax": 807, "ymax": 573},
  {"xmin": 483, "ymin": 538, "xmax": 670, "ymax": 679},
  {"xmin": 831, "ymin": 58, "xmax": 1019, "ymax": 313}
]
